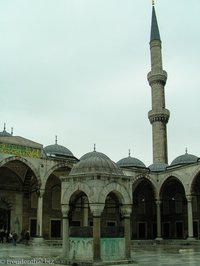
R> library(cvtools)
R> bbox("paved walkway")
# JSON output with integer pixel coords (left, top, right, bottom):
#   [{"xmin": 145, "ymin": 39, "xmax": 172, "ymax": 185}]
[
  {"xmin": 1, "ymin": 243, "xmax": 200, "ymax": 265},
  {"xmin": 132, "ymin": 244, "xmax": 200, "ymax": 265},
  {"xmin": 0, "ymin": 243, "xmax": 61, "ymax": 265}
]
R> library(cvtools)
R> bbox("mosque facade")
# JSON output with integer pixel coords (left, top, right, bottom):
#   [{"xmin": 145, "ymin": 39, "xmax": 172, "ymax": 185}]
[{"xmin": 0, "ymin": 4, "xmax": 200, "ymax": 262}]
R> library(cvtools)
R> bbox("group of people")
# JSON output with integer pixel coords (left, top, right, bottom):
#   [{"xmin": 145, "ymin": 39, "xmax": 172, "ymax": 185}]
[
  {"xmin": 0, "ymin": 228, "xmax": 30, "ymax": 245},
  {"xmin": 0, "ymin": 229, "xmax": 10, "ymax": 243}
]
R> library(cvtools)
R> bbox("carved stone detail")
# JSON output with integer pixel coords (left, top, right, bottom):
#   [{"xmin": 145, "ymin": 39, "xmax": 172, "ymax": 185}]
[{"xmin": 148, "ymin": 109, "xmax": 170, "ymax": 124}]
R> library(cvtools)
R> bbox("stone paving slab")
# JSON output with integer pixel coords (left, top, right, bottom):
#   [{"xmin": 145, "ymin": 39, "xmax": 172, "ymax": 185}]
[
  {"xmin": 1, "ymin": 243, "xmax": 200, "ymax": 265},
  {"xmin": 132, "ymin": 245, "xmax": 200, "ymax": 266}
]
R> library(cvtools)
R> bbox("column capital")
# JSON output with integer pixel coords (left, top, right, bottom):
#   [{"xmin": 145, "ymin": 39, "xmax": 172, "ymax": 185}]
[
  {"xmin": 121, "ymin": 205, "xmax": 132, "ymax": 217},
  {"xmin": 61, "ymin": 204, "xmax": 70, "ymax": 217},
  {"xmin": 37, "ymin": 188, "xmax": 45, "ymax": 198},
  {"xmin": 186, "ymin": 195, "xmax": 193, "ymax": 202},
  {"xmin": 90, "ymin": 203, "xmax": 104, "ymax": 217},
  {"xmin": 156, "ymin": 199, "xmax": 162, "ymax": 205}
]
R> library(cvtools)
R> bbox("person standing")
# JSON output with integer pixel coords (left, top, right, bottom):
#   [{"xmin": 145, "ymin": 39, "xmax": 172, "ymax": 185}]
[
  {"xmin": 0, "ymin": 229, "xmax": 4, "ymax": 243},
  {"xmin": 12, "ymin": 232, "xmax": 18, "ymax": 246},
  {"xmin": 24, "ymin": 230, "xmax": 30, "ymax": 245}
]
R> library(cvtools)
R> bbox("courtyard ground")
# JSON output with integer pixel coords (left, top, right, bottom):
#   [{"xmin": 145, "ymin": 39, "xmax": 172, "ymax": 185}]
[{"xmin": 0, "ymin": 242, "xmax": 200, "ymax": 265}]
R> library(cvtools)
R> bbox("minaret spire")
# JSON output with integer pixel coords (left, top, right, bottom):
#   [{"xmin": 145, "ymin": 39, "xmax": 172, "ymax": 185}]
[
  {"xmin": 150, "ymin": 5, "xmax": 161, "ymax": 42},
  {"xmin": 147, "ymin": 5, "xmax": 170, "ymax": 164}
]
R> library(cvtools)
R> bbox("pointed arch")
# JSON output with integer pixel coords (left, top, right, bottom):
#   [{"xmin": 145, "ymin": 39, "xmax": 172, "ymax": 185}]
[
  {"xmin": 0, "ymin": 156, "xmax": 42, "ymax": 184},
  {"xmin": 42, "ymin": 162, "xmax": 72, "ymax": 189},
  {"xmin": 98, "ymin": 182, "xmax": 131, "ymax": 205},
  {"xmin": 0, "ymin": 155, "xmax": 40, "ymax": 184},
  {"xmin": 190, "ymin": 167, "xmax": 200, "ymax": 194},
  {"xmin": 61, "ymin": 182, "xmax": 92, "ymax": 205},
  {"xmin": 159, "ymin": 175, "xmax": 186, "ymax": 198},
  {"xmin": 132, "ymin": 176, "xmax": 157, "ymax": 199}
]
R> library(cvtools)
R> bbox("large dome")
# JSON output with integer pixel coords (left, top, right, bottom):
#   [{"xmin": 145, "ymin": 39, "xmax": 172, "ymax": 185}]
[
  {"xmin": 171, "ymin": 152, "xmax": 198, "ymax": 166},
  {"xmin": 44, "ymin": 143, "xmax": 74, "ymax": 158},
  {"xmin": 70, "ymin": 150, "xmax": 123, "ymax": 177},
  {"xmin": 117, "ymin": 155, "xmax": 146, "ymax": 169}
]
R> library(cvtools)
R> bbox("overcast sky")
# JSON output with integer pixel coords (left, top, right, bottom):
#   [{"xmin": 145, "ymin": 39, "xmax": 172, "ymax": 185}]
[{"xmin": 1, "ymin": 0, "xmax": 200, "ymax": 166}]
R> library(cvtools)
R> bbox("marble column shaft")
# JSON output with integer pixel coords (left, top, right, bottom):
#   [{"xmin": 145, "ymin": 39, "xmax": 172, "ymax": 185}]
[
  {"xmin": 61, "ymin": 205, "xmax": 70, "ymax": 259},
  {"xmin": 187, "ymin": 196, "xmax": 194, "ymax": 238},
  {"xmin": 156, "ymin": 199, "xmax": 162, "ymax": 239},
  {"xmin": 36, "ymin": 189, "xmax": 44, "ymax": 237},
  {"xmin": 93, "ymin": 215, "xmax": 101, "ymax": 261},
  {"xmin": 124, "ymin": 215, "xmax": 131, "ymax": 259}
]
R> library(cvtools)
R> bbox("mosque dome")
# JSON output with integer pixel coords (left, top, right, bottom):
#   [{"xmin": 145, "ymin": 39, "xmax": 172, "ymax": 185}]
[
  {"xmin": 170, "ymin": 151, "xmax": 198, "ymax": 166},
  {"xmin": 44, "ymin": 137, "xmax": 74, "ymax": 158},
  {"xmin": 0, "ymin": 124, "xmax": 12, "ymax": 137},
  {"xmin": 69, "ymin": 149, "xmax": 123, "ymax": 177},
  {"xmin": 117, "ymin": 153, "xmax": 146, "ymax": 169},
  {"xmin": 149, "ymin": 162, "xmax": 168, "ymax": 172}
]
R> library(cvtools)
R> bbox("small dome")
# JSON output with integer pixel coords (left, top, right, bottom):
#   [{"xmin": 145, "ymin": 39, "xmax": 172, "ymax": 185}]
[
  {"xmin": 70, "ymin": 150, "xmax": 123, "ymax": 177},
  {"xmin": 171, "ymin": 152, "xmax": 198, "ymax": 166},
  {"xmin": 44, "ymin": 143, "xmax": 74, "ymax": 158},
  {"xmin": 117, "ymin": 156, "xmax": 146, "ymax": 169},
  {"xmin": 0, "ymin": 124, "xmax": 12, "ymax": 137},
  {"xmin": 149, "ymin": 162, "xmax": 168, "ymax": 172}
]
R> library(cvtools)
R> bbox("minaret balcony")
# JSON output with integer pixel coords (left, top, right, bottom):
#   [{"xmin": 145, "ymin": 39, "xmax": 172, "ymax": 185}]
[
  {"xmin": 147, "ymin": 70, "xmax": 167, "ymax": 86},
  {"xmin": 148, "ymin": 109, "xmax": 170, "ymax": 124}
]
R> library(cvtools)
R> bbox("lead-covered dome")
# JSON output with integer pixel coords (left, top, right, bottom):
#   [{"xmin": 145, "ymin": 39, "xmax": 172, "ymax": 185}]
[
  {"xmin": 117, "ymin": 155, "xmax": 146, "ymax": 169},
  {"xmin": 69, "ymin": 150, "xmax": 123, "ymax": 177},
  {"xmin": 0, "ymin": 124, "xmax": 12, "ymax": 137},
  {"xmin": 149, "ymin": 162, "xmax": 168, "ymax": 172},
  {"xmin": 170, "ymin": 151, "xmax": 198, "ymax": 166},
  {"xmin": 44, "ymin": 137, "xmax": 74, "ymax": 158}
]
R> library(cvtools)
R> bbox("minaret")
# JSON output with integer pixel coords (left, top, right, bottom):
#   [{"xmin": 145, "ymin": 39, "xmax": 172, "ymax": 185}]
[{"xmin": 147, "ymin": 4, "xmax": 170, "ymax": 164}]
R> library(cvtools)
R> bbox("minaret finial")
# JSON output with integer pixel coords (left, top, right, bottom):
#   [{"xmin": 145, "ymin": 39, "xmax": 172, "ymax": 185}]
[
  {"xmin": 11, "ymin": 127, "xmax": 13, "ymax": 136},
  {"xmin": 55, "ymin": 135, "xmax": 58, "ymax": 144},
  {"xmin": 94, "ymin": 144, "xmax": 96, "ymax": 152},
  {"xmin": 152, "ymin": 0, "xmax": 155, "ymax": 6}
]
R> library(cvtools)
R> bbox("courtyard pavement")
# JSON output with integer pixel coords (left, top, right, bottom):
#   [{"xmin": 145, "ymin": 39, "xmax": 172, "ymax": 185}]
[{"xmin": 0, "ymin": 242, "xmax": 200, "ymax": 265}]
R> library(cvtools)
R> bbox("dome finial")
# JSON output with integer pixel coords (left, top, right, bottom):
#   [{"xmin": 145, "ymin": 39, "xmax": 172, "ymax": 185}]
[
  {"xmin": 128, "ymin": 149, "xmax": 131, "ymax": 157},
  {"xmin": 185, "ymin": 147, "xmax": 188, "ymax": 154},
  {"xmin": 55, "ymin": 135, "xmax": 58, "ymax": 145},
  {"xmin": 11, "ymin": 127, "xmax": 13, "ymax": 136},
  {"xmin": 3, "ymin": 123, "xmax": 6, "ymax": 131},
  {"xmin": 94, "ymin": 144, "xmax": 96, "ymax": 152}
]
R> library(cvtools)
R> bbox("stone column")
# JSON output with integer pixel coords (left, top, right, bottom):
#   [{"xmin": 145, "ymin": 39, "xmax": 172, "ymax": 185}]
[
  {"xmin": 36, "ymin": 189, "xmax": 44, "ymax": 237},
  {"xmin": 93, "ymin": 211, "xmax": 102, "ymax": 262},
  {"xmin": 186, "ymin": 195, "xmax": 194, "ymax": 240},
  {"xmin": 121, "ymin": 205, "xmax": 132, "ymax": 259},
  {"xmin": 156, "ymin": 199, "xmax": 162, "ymax": 240},
  {"xmin": 61, "ymin": 204, "xmax": 70, "ymax": 258},
  {"xmin": 90, "ymin": 204, "xmax": 104, "ymax": 263}
]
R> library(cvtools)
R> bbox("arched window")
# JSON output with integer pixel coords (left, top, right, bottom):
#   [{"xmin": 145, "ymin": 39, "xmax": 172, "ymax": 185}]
[
  {"xmin": 51, "ymin": 186, "xmax": 61, "ymax": 210},
  {"xmin": 175, "ymin": 193, "xmax": 183, "ymax": 214}
]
